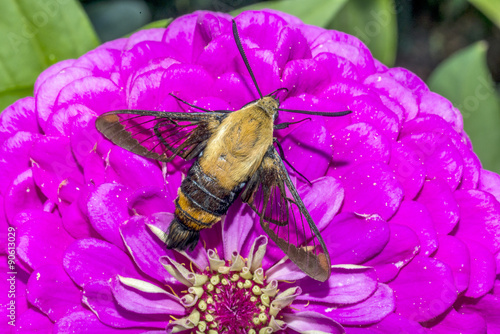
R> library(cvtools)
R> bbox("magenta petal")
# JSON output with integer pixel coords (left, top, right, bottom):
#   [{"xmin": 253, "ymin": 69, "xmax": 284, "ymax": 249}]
[
  {"xmin": 479, "ymin": 169, "xmax": 500, "ymax": 201},
  {"xmin": 128, "ymin": 186, "xmax": 174, "ymax": 216},
  {"xmin": 54, "ymin": 310, "xmax": 146, "ymax": 334},
  {"xmin": 61, "ymin": 185, "xmax": 97, "ymax": 239},
  {"xmin": 110, "ymin": 276, "xmax": 185, "ymax": 316},
  {"xmin": 479, "ymin": 169, "xmax": 500, "ymax": 202},
  {"xmin": 56, "ymin": 76, "xmax": 124, "ymax": 114},
  {"xmin": 4, "ymin": 170, "xmax": 45, "ymax": 224},
  {"xmin": 363, "ymin": 223, "xmax": 420, "ymax": 282},
  {"xmin": 340, "ymin": 162, "xmax": 403, "ymax": 220},
  {"xmin": 329, "ymin": 123, "xmax": 391, "ymax": 177},
  {"xmin": 299, "ymin": 176, "xmax": 344, "ymax": 230},
  {"xmin": 36, "ymin": 67, "xmax": 93, "ymax": 129},
  {"xmin": 15, "ymin": 308, "xmax": 54, "ymax": 333},
  {"xmin": 460, "ymin": 293, "xmax": 500, "ymax": 333},
  {"xmin": 87, "ymin": 183, "xmax": 131, "ymax": 249},
  {"xmin": 365, "ymin": 313, "xmax": 429, "ymax": 334},
  {"xmin": 309, "ymin": 30, "xmax": 376, "ymax": 75},
  {"xmin": 386, "ymin": 67, "xmax": 428, "ymax": 95},
  {"xmin": 419, "ymin": 91, "xmax": 463, "ymax": 132},
  {"xmin": 84, "ymin": 279, "xmax": 168, "ymax": 328},
  {"xmin": 459, "ymin": 238, "xmax": 496, "ymax": 298},
  {"xmin": 281, "ymin": 311, "xmax": 344, "ymax": 334},
  {"xmin": 364, "ymin": 72, "xmax": 418, "ymax": 122},
  {"xmin": 63, "ymin": 239, "xmax": 142, "ymax": 287},
  {"xmin": 454, "ymin": 190, "xmax": 500, "ymax": 254},
  {"xmin": 0, "ymin": 97, "xmax": 38, "ymax": 141},
  {"xmin": 390, "ymin": 256, "xmax": 456, "ymax": 322},
  {"xmin": 324, "ymin": 213, "xmax": 390, "ymax": 265},
  {"xmin": 309, "ymin": 284, "xmax": 394, "ymax": 325},
  {"xmin": 107, "ymin": 147, "xmax": 164, "ymax": 190},
  {"xmin": 388, "ymin": 141, "xmax": 425, "ymax": 200},
  {"xmin": 26, "ymin": 264, "xmax": 83, "ymax": 321},
  {"xmin": 281, "ymin": 120, "xmax": 332, "ymax": 181},
  {"xmin": 296, "ymin": 266, "xmax": 377, "ymax": 305},
  {"xmin": 17, "ymin": 212, "xmax": 74, "ymax": 271},
  {"xmin": 275, "ymin": 26, "xmax": 312, "ymax": 68},
  {"xmin": 401, "ymin": 132, "xmax": 463, "ymax": 190},
  {"xmin": 223, "ymin": 199, "xmax": 257, "ymax": 260},
  {"xmin": 281, "ymin": 59, "xmax": 329, "ymax": 96},
  {"xmin": 120, "ymin": 215, "xmax": 177, "ymax": 284},
  {"xmin": 416, "ymin": 178, "xmax": 459, "ymax": 236},
  {"xmin": 70, "ymin": 110, "xmax": 101, "ymax": 165},
  {"xmin": 428, "ymin": 309, "xmax": 486, "ymax": 334},
  {"xmin": 433, "ymin": 236, "xmax": 470, "ymax": 294},
  {"xmin": 389, "ymin": 201, "xmax": 438, "ymax": 256},
  {"xmin": 34, "ymin": 59, "xmax": 75, "ymax": 94},
  {"xmin": 0, "ymin": 131, "xmax": 38, "ymax": 193},
  {"xmin": 31, "ymin": 136, "xmax": 83, "ymax": 203}
]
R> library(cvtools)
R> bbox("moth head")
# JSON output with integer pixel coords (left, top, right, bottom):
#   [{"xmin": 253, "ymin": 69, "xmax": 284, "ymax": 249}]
[{"xmin": 259, "ymin": 96, "xmax": 280, "ymax": 120}]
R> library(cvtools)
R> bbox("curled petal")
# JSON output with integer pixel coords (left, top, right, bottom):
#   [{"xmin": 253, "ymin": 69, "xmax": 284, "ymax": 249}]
[{"xmin": 282, "ymin": 311, "xmax": 345, "ymax": 334}]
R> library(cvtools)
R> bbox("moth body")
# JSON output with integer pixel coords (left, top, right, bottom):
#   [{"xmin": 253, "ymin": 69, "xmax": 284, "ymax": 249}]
[{"xmin": 167, "ymin": 97, "xmax": 278, "ymax": 250}]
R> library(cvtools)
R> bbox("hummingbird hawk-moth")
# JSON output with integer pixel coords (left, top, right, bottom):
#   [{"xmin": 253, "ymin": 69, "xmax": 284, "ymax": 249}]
[{"xmin": 96, "ymin": 20, "xmax": 351, "ymax": 282}]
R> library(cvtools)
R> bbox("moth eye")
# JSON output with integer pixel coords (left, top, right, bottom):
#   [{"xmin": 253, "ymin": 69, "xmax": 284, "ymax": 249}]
[{"xmin": 274, "ymin": 110, "xmax": 279, "ymax": 121}]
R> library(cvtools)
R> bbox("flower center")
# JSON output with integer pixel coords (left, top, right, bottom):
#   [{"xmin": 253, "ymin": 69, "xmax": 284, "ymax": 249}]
[
  {"xmin": 196, "ymin": 271, "xmax": 271, "ymax": 333},
  {"xmin": 164, "ymin": 238, "xmax": 300, "ymax": 333}
]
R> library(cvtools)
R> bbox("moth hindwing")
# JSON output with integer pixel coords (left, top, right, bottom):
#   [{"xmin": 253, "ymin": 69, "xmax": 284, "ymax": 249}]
[{"xmin": 241, "ymin": 145, "xmax": 331, "ymax": 281}]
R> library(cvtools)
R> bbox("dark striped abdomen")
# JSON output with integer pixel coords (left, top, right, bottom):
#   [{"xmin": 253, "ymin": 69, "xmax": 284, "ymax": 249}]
[{"xmin": 174, "ymin": 160, "xmax": 243, "ymax": 231}]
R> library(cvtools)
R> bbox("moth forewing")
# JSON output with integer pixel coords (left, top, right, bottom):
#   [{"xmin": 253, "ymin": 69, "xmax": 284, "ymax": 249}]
[{"xmin": 95, "ymin": 110, "xmax": 227, "ymax": 162}]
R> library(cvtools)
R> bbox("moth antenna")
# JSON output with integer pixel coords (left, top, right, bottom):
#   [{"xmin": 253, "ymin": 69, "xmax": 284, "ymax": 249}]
[
  {"xmin": 277, "ymin": 109, "xmax": 352, "ymax": 117},
  {"xmin": 232, "ymin": 19, "xmax": 263, "ymax": 99},
  {"xmin": 267, "ymin": 87, "xmax": 289, "ymax": 97}
]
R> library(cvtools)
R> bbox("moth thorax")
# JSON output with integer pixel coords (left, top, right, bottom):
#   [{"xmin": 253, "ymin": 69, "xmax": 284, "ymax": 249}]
[{"xmin": 257, "ymin": 96, "xmax": 279, "ymax": 118}]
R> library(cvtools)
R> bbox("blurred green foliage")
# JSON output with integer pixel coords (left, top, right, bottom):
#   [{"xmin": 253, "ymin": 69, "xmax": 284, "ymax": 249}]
[
  {"xmin": 428, "ymin": 41, "xmax": 500, "ymax": 172},
  {"xmin": 0, "ymin": 0, "xmax": 99, "ymax": 111}
]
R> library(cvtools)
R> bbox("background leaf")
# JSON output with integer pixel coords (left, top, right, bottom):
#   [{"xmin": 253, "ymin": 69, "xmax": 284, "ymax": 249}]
[
  {"xmin": 0, "ymin": 0, "xmax": 99, "ymax": 111},
  {"xmin": 328, "ymin": 0, "xmax": 397, "ymax": 66},
  {"xmin": 468, "ymin": 0, "xmax": 500, "ymax": 28},
  {"xmin": 427, "ymin": 41, "xmax": 500, "ymax": 172},
  {"xmin": 230, "ymin": 0, "xmax": 349, "ymax": 28}
]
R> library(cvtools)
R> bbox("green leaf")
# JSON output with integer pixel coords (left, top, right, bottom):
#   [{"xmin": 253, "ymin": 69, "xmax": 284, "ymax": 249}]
[
  {"xmin": 469, "ymin": 0, "xmax": 500, "ymax": 28},
  {"xmin": 0, "ymin": 0, "xmax": 100, "ymax": 112},
  {"xmin": 127, "ymin": 18, "xmax": 173, "ymax": 37},
  {"xmin": 427, "ymin": 41, "xmax": 500, "ymax": 172},
  {"xmin": 328, "ymin": 0, "xmax": 397, "ymax": 66},
  {"xmin": 230, "ymin": 0, "xmax": 349, "ymax": 28}
]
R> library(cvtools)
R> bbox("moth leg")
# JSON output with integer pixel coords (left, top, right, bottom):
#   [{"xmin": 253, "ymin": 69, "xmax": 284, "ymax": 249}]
[
  {"xmin": 241, "ymin": 169, "xmax": 261, "ymax": 203},
  {"xmin": 274, "ymin": 117, "xmax": 310, "ymax": 130},
  {"xmin": 273, "ymin": 138, "xmax": 312, "ymax": 185}
]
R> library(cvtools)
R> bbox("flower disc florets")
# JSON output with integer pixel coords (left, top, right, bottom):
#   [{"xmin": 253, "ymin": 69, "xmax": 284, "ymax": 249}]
[{"xmin": 166, "ymin": 244, "xmax": 297, "ymax": 334}]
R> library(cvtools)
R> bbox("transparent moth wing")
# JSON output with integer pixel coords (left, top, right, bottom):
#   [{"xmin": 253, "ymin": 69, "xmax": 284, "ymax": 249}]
[
  {"xmin": 96, "ymin": 110, "xmax": 227, "ymax": 162},
  {"xmin": 241, "ymin": 146, "xmax": 331, "ymax": 282}
]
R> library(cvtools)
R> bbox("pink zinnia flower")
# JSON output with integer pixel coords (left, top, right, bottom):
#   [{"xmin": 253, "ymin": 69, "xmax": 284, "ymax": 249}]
[{"xmin": 1, "ymin": 9, "xmax": 499, "ymax": 334}]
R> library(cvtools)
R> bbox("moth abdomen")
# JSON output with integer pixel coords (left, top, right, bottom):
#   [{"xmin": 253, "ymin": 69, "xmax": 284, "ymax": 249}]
[
  {"xmin": 167, "ymin": 160, "xmax": 245, "ymax": 250},
  {"xmin": 166, "ymin": 217, "xmax": 200, "ymax": 251}
]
